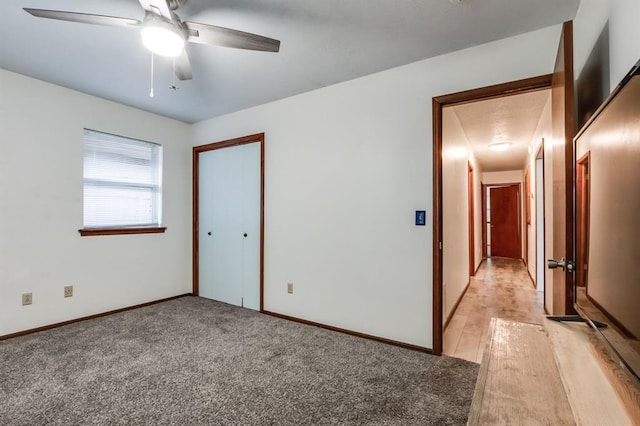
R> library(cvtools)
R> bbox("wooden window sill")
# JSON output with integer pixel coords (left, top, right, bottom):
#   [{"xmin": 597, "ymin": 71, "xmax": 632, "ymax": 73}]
[{"xmin": 78, "ymin": 227, "xmax": 167, "ymax": 237}]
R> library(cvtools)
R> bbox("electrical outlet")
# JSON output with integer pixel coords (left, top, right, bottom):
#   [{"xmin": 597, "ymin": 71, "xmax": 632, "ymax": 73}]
[
  {"xmin": 22, "ymin": 293, "xmax": 32, "ymax": 306},
  {"xmin": 287, "ymin": 283, "xmax": 293, "ymax": 294},
  {"xmin": 64, "ymin": 285, "xmax": 73, "ymax": 298}
]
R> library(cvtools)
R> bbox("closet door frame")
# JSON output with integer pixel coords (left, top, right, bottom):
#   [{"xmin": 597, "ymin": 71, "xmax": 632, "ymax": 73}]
[{"xmin": 192, "ymin": 133, "xmax": 265, "ymax": 311}]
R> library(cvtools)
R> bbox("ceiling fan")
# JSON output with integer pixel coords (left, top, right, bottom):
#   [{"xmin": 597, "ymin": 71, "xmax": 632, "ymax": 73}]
[{"xmin": 23, "ymin": 0, "xmax": 281, "ymax": 81}]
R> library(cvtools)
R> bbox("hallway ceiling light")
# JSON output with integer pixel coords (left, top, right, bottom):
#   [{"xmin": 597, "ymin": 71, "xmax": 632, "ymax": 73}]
[{"xmin": 489, "ymin": 142, "xmax": 511, "ymax": 151}]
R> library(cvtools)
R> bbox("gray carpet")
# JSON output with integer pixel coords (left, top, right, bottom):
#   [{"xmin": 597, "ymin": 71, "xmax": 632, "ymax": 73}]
[{"xmin": 0, "ymin": 296, "xmax": 479, "ymax": 425}]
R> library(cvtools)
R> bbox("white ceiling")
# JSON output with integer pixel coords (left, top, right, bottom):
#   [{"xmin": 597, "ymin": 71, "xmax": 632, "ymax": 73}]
[
  {"xmin": 0, "ymin": 0, "xmax": 579, "ymax": 123},
  {"xmin": 450, "ymin": 89, "xmax": 551, "ymax": 172}
]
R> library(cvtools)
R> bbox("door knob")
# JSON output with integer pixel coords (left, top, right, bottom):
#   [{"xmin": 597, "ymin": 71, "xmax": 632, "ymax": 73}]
[
  {"xmin": 547, "ymin": 258, "xmax": 575, "ymax": 272},
  {"xmin": 207, "ymin": 232, "xmax": 212, "ymax": 236},
  {"xmin": 243, "ymin": 233, "xmax": 248, "ymax": 238}
]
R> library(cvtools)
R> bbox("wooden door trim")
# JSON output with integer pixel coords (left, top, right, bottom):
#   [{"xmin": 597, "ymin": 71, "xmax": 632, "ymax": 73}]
[
  {"xmin": 432, "ymin": 74, "xmax": 552, "ymax": 355},
  {"xmin": 552, "ymin": 20, "xmax": 576, "ymax": 314},
  {"xmin": 535, "ymin": 143, "xmax": 546, "ymax": 304},
  {"xmin": 525, "ymin": 167, "xmax": 531, "ymax": 265},
  {"xmin": 468, "ymin": 162, "xmax": 475, "ymax": 277},
  {"xmin": 563, "ymin": 21, "xmax": 576, "ymax": 314},
  {"xmin": 192, "ymin": 133, "xmax": 266, "ymax": 312},
  {"xmin": 482, "ymin": 181, "xmax": 522, "ymax": 260},
  {"xmin": 576, "ymin": 151, "xmax": 591, "ymax": 289},
  {"xmin": 481, "ymin": 183, "xmax": 487, "ymax": 259}
]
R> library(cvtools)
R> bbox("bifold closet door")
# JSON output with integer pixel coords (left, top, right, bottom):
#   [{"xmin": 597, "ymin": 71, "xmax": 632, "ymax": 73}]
[{"xmin": 198, "ymin": 142, "xmax": 260, "ymax": 310}]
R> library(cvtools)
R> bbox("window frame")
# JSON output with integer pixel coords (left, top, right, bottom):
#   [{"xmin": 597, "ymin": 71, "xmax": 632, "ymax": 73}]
[{"xmin": 79, "ymin": 129, "xmax": 166, "ymax": 237}]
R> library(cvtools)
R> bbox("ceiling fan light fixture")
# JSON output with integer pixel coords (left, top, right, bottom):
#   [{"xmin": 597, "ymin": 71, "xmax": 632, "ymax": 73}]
[
  {"xmin": 489, "ymin": 142, "xmax": 511, "ymax": 152},
  {"xmin": 142, "ymin": 26, "xmax": 184, "ymax": 57},
  {"xmin": 141, "ymin": 15, "xmax": 185, "ymax": 57}
]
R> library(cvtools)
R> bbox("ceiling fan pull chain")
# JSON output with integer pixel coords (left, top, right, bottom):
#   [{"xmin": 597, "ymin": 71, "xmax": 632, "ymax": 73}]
[{"xmin": 149, "ymin": 52, "xmax": 155, "ymax": 98}]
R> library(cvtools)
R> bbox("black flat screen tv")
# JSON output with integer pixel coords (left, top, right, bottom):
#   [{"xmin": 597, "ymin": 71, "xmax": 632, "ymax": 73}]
[{"xmin": 574, "ymin": 59, "xmax": 640, "ymax": 383}]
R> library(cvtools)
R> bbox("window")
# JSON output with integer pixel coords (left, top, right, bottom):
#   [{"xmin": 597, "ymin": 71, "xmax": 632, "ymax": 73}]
[{"xmin": 80, "ymin": 129, "xmax": 165, "ymax": 236}]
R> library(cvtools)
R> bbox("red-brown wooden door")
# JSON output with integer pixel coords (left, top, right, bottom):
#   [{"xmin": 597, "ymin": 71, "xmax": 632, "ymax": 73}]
[{"xmin": 490, "ymin": 185, "xmax": 521, "ymax": 259}]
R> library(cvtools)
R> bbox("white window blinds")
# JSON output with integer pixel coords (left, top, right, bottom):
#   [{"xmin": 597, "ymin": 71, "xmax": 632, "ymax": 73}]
[{"xmin": 83, "ymin": 129, "xmax": 163, "ymax": 228}]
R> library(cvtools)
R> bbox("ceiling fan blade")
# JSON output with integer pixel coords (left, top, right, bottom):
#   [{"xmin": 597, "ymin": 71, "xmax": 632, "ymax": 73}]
[
  {"xmin": 174, "ymin": 50, "xmax": 192, "ymax": 81},
  {"xmin": 23, "ymin": 8, "xmax": 140, "ymax": 28},
  {"xmin": 184, "ymin": 22, "xmax": 280, "ymax": 52},
  {"xmin": 138, "ymin": 0, "xmax": 173, "ymax": 20}
]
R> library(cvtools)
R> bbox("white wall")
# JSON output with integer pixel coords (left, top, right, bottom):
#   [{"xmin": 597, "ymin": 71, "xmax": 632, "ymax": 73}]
[
  {"xmin": 608, "ymin": 0, "xmax": 640, "ymax": 87},
  {"xmin": 192, "ymin": 25, "xmax": 564, "ymax": 349},
  {"xmin": 0, "ymin": 70, "xmax": 192, "ymax": 336},
  {"xmin": 441, "ymin": 108, "xmax": 482, "ymax": 321},
  {"xmin": 574, "ymin": 0, "xmax": 640, "ymax": 90}
]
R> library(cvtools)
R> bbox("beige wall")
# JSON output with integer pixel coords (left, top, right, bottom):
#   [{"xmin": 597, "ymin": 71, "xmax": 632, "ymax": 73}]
[
  {"xmin": 524, "ymin": 93, "xmax": 552, "ymax": 308},
  {"xmin": 442, "ymin": 108, "xmax": 482, "ymax": 321}
]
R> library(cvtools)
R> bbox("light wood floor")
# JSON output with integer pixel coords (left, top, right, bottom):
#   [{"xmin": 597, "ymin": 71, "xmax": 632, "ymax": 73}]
[{"xmin": 443, "ymin": 257, "xmax": 544, "ymax": 363}]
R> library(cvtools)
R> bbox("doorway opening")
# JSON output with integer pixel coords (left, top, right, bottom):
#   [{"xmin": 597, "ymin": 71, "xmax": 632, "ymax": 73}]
[{"xmin": 433, "ymin": 75, "xmax": 553, "ymax": 355}]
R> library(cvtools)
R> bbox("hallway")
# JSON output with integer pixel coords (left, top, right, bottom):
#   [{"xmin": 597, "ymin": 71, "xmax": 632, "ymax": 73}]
[{"xmin": 443, "ymin": 257, "xmax": 544, "ymax": 363}]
